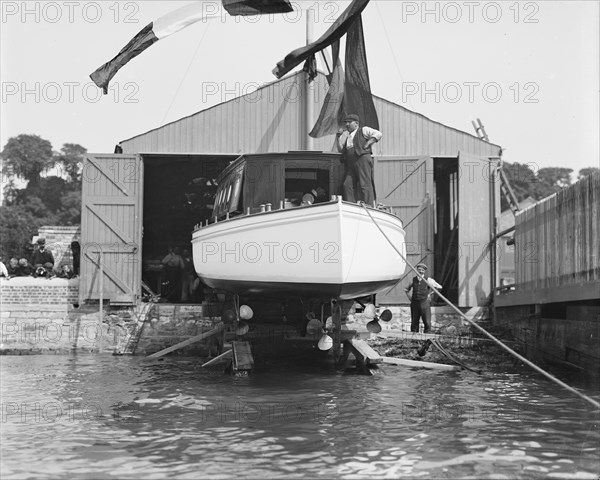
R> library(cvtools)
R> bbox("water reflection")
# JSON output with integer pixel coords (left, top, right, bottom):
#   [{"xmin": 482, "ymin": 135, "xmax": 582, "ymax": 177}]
[{"xmin": 1, "ymin": 354, "xmax": 598, "ymax": 479}]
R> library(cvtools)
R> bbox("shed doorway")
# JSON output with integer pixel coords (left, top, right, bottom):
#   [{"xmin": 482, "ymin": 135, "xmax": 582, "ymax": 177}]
[
  {"xmin": 141, "ymin": 154, "xmax": 238, "ymax": 302},
  {"xmin": 433, "ymin": 157, "xmax": 459, "ymax": 304}
]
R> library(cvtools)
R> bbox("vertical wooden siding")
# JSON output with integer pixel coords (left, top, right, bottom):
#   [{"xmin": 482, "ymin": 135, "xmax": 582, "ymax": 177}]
[
  {"xmin": 80, "ymin": 154, "xmax": 143, "ymax": 305},
  {"xmin": 120, "ymin": 72, "xmax": 501, "ymax": 160},
  {"xmin": 514, "ymin": 172, "xmax": 600, "ymax": 292}
]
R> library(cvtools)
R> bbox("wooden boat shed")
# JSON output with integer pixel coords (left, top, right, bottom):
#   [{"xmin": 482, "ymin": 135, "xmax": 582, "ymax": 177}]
[{"xmin": 80, "ymin": 71, "xmax": 501, "ymax": 307}]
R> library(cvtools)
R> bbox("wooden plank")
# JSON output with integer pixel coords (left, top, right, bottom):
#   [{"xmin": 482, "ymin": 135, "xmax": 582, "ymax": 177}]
[
  {"xmin": 381, "ymin": 356, "xmax": 461, "ymax": 371},
  {"xmin": 495, "ymin": 280, "xmax": 600, "ymax": 307},
  {"xmin": 346, "ymin": 339, "xmax": 382, "ymax": 365},
  {"xmin": 146, "ymin": 323, "xmax": 224, "ymax": 358},
  {"xmin": 232, "ymin": 341, "xmax": 254, "ymax": 371},
  {"xmin": 201, "ymin": 349, "xmax": 232, "ymax": 368}
]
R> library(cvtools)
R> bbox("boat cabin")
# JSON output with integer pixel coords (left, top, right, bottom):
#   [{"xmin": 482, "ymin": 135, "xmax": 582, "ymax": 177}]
[{"xmin": 212, "ymin": 152, "xmax": 344, "ymax": 220}]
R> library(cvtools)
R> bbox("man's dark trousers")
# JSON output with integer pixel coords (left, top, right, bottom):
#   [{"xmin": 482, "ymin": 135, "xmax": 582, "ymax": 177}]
[
  {"xmin": 410, "ymin": 298, "xmax": 431, "ymax": 333},
  {"xmin": 342, "ymin": 153, "xmax": 375, "ymax": 205}
]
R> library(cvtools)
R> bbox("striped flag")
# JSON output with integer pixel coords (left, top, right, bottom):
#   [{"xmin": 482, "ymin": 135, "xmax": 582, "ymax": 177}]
[{"xmin": 90, "ymin": 0, "xmax": 293, "ymax": 94}]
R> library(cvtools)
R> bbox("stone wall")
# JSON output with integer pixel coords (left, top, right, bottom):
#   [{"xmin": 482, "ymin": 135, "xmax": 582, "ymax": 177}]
[
  {"xmin": 135, "ymin": 304, "xmax": 221, "ymax": 356},
  {"xmin": 0, "ymin": 277, "xmax": 105, "ymax": 354},
  {"xmin": 345, "ymin": 305, "xmax": 475, "ymax": 335}
]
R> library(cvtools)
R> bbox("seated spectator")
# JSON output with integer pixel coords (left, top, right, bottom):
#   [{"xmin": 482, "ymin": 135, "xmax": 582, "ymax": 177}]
[
  {"xmin": 57, "ymin": 264, "xmax": 75, "ymax": 279},
  {"xmin": 18, "ymin": 258, "xmax": 35, "ymax": 276},
  {"xmin": 0, "ymin": 256, "xmax": 8, "ymax": 277},
  {"xmin": 6, "ymin": 258, "xmax": 19, "ymax": 277},
  {"xmin": 30, "ymin": 238, "xmax": 54, "ymax": 275}
]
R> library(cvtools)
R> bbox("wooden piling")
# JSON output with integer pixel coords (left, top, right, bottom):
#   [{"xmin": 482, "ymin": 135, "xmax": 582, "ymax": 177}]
[{"xmin": 231, "ymin": 341, "xmax": 254, "ymax": 375}]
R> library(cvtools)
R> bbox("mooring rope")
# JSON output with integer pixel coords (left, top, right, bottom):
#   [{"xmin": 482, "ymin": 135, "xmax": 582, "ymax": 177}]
[
  {"xmin": 361, "ymin": 203, "xmax": 600, "ymax": 409},
  {"xmin": 429, "ymin": 339, "xmax": 481, "ymax": 374}
]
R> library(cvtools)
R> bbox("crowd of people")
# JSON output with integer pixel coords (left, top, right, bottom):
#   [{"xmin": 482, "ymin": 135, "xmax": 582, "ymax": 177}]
[{"xmin": 0, "ymin": 238, "xmax": 80, "ymax": 280}]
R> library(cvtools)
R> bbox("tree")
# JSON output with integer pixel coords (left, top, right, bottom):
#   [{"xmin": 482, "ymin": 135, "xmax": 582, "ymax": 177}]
[
  {"xmin": 1, "ymin": 135, "xmax": 86, "ymax": 258},
  {"xmin": 578, "ymin": 167, "xmax": 599, "ymax": 180},
  {"xmin": 56, "ymin": 143, "xmax": 86, "ymax": 183},
  {"xmin": 500, "ymin": 162, "xmax": 539, "ymax": 211},
  {"xmin": 537, "ymin": 167, "xmax": 573, "ymax": 189},
  {"xmin": 0, "ymin": 205, "xmax": 41, "ymax": 260},
  {"xmin": 1, "ymin": 134, "xmax": 54, "ymax": 187}
]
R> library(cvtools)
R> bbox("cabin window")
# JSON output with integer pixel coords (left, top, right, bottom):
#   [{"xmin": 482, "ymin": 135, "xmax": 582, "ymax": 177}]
[
  {"xmin": 213, "ymin": 170, "xmax": 244, "ymax": 219},
  {"xmin": 284, "ymin": 168, "xmax": 329, "ymax": 206}
]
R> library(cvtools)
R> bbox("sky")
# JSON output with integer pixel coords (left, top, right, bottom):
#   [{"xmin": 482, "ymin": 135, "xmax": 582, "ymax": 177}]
[{"xmin": 1, "ymin": 0, "xmax": 599, "ymax": 183}]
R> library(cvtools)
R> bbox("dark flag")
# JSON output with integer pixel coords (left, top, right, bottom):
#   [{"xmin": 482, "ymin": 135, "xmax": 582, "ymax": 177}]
[
  {"xmin": 310, "ymin": 15, "xmax": 379, "ymax": 137},
  {"xmin": 222, "ymin": 0, "xmax": 293, "ymax": 16},
  {"xmin": 309, "ymin": 42, "xmax": 345, "ymax": 138},
  {"xmin": 342, "ymin": 15, "xmax": 379, "ymax": 130},
  {"xmin": 272, "ymin": 0, "xmax": 370, "ymax": 79}
]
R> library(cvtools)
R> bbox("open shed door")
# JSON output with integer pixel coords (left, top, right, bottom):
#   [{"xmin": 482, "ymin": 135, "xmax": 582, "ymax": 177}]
[
  {"xmin": 374, "ymin": 156, "xmax": 434, "ymax": 303},
  {"xmin": 80, "ymin": 154, "xmax": 143, "ymax": 305},
  {"xmin": 457, "ymin": 152, "xmax": 493, "ymax": 307}
]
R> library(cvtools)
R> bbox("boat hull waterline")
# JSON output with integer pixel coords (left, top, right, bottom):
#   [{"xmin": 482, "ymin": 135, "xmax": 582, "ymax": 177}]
[{"xmin": 191, "ymin": 199, "xmax": 406, "ymax": 300}]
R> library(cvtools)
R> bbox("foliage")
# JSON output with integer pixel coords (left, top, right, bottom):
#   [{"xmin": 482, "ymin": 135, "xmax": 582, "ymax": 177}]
[
  {"xmin": 500, "ymin": 162, "xmax": 595, "ymax": 211},
  {"xmin": 537, "ymin": 167, "xmax": 573, "ymax": 190},
  {"xmin": 0, "ymin": 135, "xmax": 86, "ymax": 259},
  {"xmin": 0, "ymin": 205, "xmax": 42, "ymax": 260},
  {"xmin": 1, "ymin": 134, "xmax": 54, "ymax": 186},
  {"xmin": 578, "ymin": 167, "xmax": 599, "ymax": 180},
  {"xmin": 56, "ymin": 143, "xmax": 86, "ymax": 183}
]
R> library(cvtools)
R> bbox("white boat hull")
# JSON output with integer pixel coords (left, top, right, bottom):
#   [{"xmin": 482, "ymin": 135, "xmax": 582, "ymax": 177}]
[{"xmin": 191, "ymin": 199, "xmax": 406, "ymax": 300}]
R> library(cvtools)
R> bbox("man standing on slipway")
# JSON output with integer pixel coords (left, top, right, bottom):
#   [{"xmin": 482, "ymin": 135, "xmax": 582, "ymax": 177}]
[
  {"xmin": 336, "ymin": 113, "xmax": 382, "ymax": 205},
  {"xmin": 405, "ymin": 263, "xmax": 443, "ymax": 334}
]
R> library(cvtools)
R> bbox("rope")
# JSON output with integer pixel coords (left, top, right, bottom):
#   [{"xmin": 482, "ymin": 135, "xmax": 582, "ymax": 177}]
[
  {"xmin": 360, "ymin": 203, "xmax": 600, "ymax": 410},
  {"xmin": 430, "ymin": 339, "xmax": 481, "ymax": 374}
]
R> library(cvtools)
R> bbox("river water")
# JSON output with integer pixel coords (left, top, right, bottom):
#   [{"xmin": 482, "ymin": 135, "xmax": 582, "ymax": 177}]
[{"xmin": 1, "ymin": 352, "xmax": 598, "ymax": 479}]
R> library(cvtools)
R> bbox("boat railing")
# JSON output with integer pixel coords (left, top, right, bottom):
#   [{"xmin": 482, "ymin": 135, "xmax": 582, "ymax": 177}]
[{"xmin": 192, "ymin": 195, "xmax": 398, "ymax": 232}]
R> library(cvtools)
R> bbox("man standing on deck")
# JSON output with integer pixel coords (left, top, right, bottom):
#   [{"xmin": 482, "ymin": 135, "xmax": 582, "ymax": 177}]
[
  {"xmin": 405, "ymin": 263, "xmax": 442, "ymax": 334},
  {"xmin": 336, "ymin": 113, "xmax": 382, "ymax": 205}
]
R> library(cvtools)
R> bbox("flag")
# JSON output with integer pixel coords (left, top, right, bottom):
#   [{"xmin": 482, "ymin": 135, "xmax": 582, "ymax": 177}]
[
  {"xmin": 309, "ymin": 42, "xmax": 345, "ymax": 138},
  {"xmin": 272, "ymin": 0, "xmax": 370, "ymax": 79},
  {"xmin": 222, "ymin": 0, "xmax": 293, "ymax": 16},
  {"xmin": 309, "ymin": 15, "xmax": 379, "ymax": 137},
  {"xmin": 90, "ymin": 1, "xmax": 294, "ymax": 93},
  {"xmin": 342, "ymin": 15, "xmax": 379, "ymax": 130}
]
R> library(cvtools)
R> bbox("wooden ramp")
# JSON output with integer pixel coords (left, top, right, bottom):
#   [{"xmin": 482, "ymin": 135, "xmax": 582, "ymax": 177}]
[
  {"xmin": 341, "ymin": 339, "xmax": 382, "ymax": 374},
  {"xmin": 231, "ymin": 341, "xmax": 254, "ymax": 375},
  {"xmin": 345, "ymin": 339, "xmax": 382, "ymax": 365},
  {"xmin": 381, "ymin": 356, "xmax": 461, "ymax": 371}
]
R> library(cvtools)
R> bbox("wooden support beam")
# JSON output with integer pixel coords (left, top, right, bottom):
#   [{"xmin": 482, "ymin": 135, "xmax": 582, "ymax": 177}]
[
  {"xmin": 346, "ymin": 339, "xmax": 382, "ymax": 365},
  {"xmin": 146, "ymin": 323, "xmax": 224, "ymax": 359},
  {"xmin": 232, "ymin": 341, "xmax": 254, "ymax": 374},
  {"xmin": 201, "ymin": 349, "xmax": 232, "ymax": 368},
  {"xmin": 381, "ymin": 356, "xmax": 461, "ymax": 371}
]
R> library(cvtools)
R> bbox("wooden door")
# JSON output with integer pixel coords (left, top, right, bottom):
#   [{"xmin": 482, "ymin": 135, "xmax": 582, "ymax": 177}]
[
  {"xmin": 80, "ymin": 154, "xmax": 143, "ymax": 305},
  {"xmin": 374, "ymin": 156, "xmax": 434, "ymax": 303},
  {"xmin": 457, "ymin": 152, "xmax": 494, "ymax": 306}
]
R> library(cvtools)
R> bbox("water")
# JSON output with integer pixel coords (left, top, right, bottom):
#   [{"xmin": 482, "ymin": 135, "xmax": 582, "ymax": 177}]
[{"xmin": 1, "ymin": 353, "xmax": 598, "ymax": 479}]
